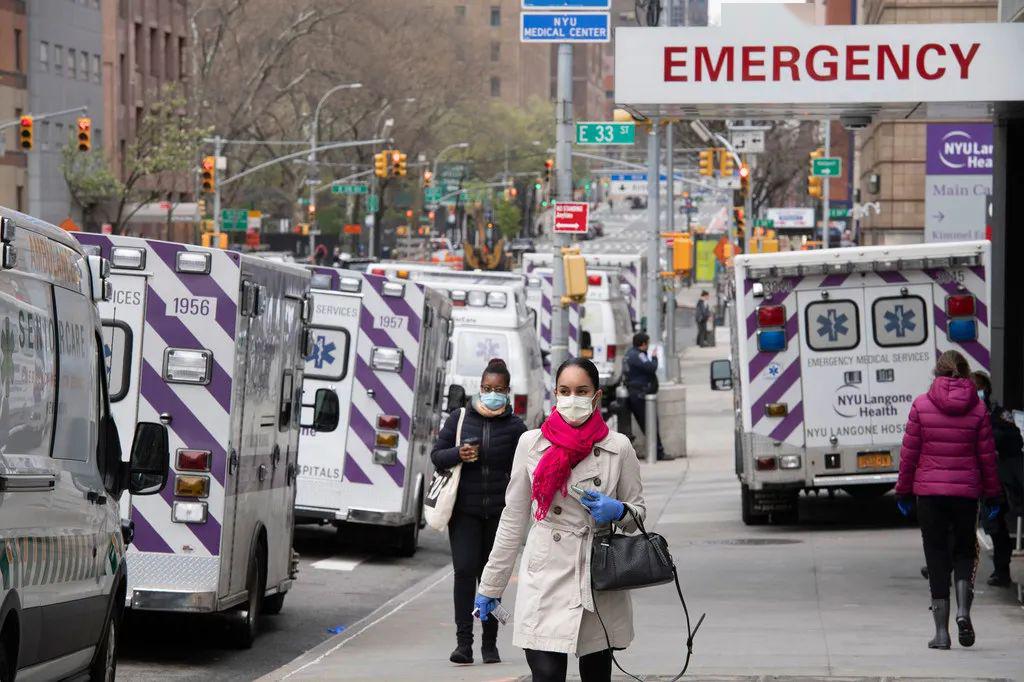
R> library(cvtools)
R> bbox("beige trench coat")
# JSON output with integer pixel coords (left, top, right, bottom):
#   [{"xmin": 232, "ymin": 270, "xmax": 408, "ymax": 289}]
[{"xmin": 478, "ymin": 428, "xmax": 647, "ymax": 657}]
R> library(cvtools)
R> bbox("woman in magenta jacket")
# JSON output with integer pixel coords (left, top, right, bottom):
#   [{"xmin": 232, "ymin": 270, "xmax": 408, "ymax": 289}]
[{"xmin": 895, "ymin": 350, "xmax": 1002, "ymax": 650}]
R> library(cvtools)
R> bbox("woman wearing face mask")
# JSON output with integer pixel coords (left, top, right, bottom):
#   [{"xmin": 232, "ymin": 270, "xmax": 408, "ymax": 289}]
[
  {"xmin": 430, "ymin": 358, "xmax": 527, "ymax": 666},
  {"xmin": 473, "ymin": 357, "xmax": 646, "ymax": 682}
]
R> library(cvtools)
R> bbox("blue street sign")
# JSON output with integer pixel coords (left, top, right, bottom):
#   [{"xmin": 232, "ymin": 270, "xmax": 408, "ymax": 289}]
[
  {"xmin": 520, "ymin": 11, "xmax": 610, "ymax": 43},
  {"xmin": 522, "ymin": 0, "xmax": 610, "ymax": 9}
]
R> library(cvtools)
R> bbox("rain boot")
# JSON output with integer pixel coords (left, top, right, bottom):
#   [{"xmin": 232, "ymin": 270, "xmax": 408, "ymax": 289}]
[
  {"xmin": 955, "ymin": 580, "xmax": 975, "ymax": 647},
  {"xmin": 450, "ymin": 620, "xmax": 473, "ymax": 664},
  {"xmin": 481, "ymin": 616, "xmax": 500, "ymax": 664},
  {"xmin": 928, "ymin": 599, "xmax": 951, "ymax": 650}
]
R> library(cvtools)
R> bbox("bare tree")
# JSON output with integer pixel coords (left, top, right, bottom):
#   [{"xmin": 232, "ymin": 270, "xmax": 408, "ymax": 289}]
[{"xmin": 750, "ymin": 121, "xmax": 819, "ymax": 217}]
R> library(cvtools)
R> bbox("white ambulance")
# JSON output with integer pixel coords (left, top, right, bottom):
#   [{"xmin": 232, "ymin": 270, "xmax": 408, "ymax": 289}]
[
  {"xmin": 523, "ymin": 268, "xmax": 582, "ymax": 409},
  {"xmin": 75, "ymin": 233, "xmax": 338, "ymax": 647},
  {"xmin": 1, "ymin": 209, "xmax": 170, "ymax": 680},
  {"xmin": 295, "ymin": 266, "xmax": 453, "ymax": 556},
  {"xmin": 713, "ymin": 241, "xmax": 991, "ymax": 525},
  {"xmin": 523, "ymin": 251, "xmax": 643, "ymax": 327}
]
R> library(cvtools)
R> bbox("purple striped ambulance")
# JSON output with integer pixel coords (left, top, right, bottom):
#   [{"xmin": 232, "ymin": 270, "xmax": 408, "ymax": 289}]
[{"xmin": 714, "ymin": 241, "xmax": 991, "ymax": 525}]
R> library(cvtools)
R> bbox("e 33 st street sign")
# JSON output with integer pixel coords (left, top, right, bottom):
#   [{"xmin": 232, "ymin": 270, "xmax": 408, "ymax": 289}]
[{"xmin": 575, "ymin": 122, "xmax": 636, "ymax": 145}]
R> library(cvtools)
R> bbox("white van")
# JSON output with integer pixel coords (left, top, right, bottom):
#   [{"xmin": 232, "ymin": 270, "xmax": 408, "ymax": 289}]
[
  {"xmin": 75, "ymin": 233, "xmax": 337, "ymax": 647},
  {"xmin": 295, "ymin": 266, "xmax": 452, "ymax": 556},
  {"xmin": 524, "ymin": 269, "xmax": 582, "ymax": 409},
  {"xmin": 576, "ymin": 267, "xmax": 632, "ymax": 388},
  {"xmin": 1, "ymin": 209, "xmax": 170, "ymax": 680},
  {"xmin": 523, "ymin": 251, "xmax": 643, "ymax": 328}
]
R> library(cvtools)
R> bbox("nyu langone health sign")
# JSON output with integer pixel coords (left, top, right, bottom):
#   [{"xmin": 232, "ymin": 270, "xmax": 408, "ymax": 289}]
[
  {"xmin": 521, "ymin": 12, "xmax": 610, "ymax": 43},
  {"xmin": 614, "ymin": 4, "xmax": 1024, "ymax": 105},
  {"xmin": 926, "ymin": 123, "xmax": 993, "ymax": 175}
]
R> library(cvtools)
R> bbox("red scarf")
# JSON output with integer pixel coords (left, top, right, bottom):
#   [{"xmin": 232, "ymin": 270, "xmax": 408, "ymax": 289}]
[{"xmin": 532, "ymin": 408, "xmax": 609, "ymax": 521}]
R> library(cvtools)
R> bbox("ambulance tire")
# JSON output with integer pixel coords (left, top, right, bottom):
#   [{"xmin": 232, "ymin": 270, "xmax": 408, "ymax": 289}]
[
  {"xmin": 231, "ymin": 544, "xmax": 266, "ymax": 649},
  {"xmin": 0, "ymin": 643, "xmax": 10, "ymax": 682},
  {"xmin": 262, "ymin": 592, "xmax": 286, "ymax": 615},
  {"xmin": 741, "ymin": 484, "xmax": 769, "ymax": 526},
  {"xmin": 395, "ymin": 492, "xmax": 423, "ymax": 557},
  {"xmin": 88, "ymin": 599, "xmax": 120, "ymax": 682}
]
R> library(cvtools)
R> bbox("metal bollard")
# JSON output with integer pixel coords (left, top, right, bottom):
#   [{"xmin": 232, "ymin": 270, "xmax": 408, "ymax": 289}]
[
  {"xmin": 645, "ymin": 393, "xmax": 658, "ymax": 464},
  {"xmin": 615, "ymin": 384, "xmax": 632, "ymax": 440}
]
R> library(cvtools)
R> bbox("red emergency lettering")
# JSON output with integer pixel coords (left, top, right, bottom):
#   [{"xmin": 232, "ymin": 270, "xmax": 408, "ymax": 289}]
[
  {"xmin": 917, "ymin": 43, "xmax": 946, "ymax": 80},
  {"xmin": 877, "ymin": 44, "xmax": 910, "ymax": 80},
  {"xmin": 695, "ymin": 46, "xmax": 734, "ymax": 81},
  {"xmin": 741, "ymin": 46, "xmax": 766, "ymax": 81},
  {"xmin": 845, "ymin": 44, "xmax": 870, "ymax": 81},
  {"xmin": 772, "ymin": 45, "xmax": 800, "ymax": 81},
  {"xmin": 664, "ymin": 46, "xmax": 688, "ymax": 82},
  {"xmin": 950, "ymin": 42, "xmax": 980, "ymax": 78},
  {"xmin": 806, "ymin": 44, "xmax": 839, "ymax": 81}
]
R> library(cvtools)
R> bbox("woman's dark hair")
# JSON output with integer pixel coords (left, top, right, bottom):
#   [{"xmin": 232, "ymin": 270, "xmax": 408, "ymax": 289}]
[
  {"xmin": 934, "ymin": 350, "xmax": 970, "ymax": 378},
  {"xmin": 482, "ymin": 357, "xmax": 511, "ymax": 386},
  {"xmin": 971, "ymin": 370, "xmax": 992, "ymax": 398},
  {"xmin": 555, "ymin": 357, "xmax": 600, "ymax": 391}
]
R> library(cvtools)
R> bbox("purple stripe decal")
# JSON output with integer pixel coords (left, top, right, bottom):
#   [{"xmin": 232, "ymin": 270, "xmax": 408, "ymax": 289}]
[
  {"xmin": 140, "ymin": 361, "xmax": 227, "ymax": 485},
  {"xmin": 366, "ymin": 276, "xmax": 422, "ymax": 341},
  {"xmin": 353, "ymin": 355, "xmax": 412, "ymax": 437},
  {"xmin": 187, "ymin": 512, "xmax": 223, "ymax": 556},
  {"xmin": 344, "ymin": 454, "xmax": 373, "ymax": 485},
  {"xmin": 146, "ymin": 287, "xmax": 233, "ymax": 413},
  {"xmin": 751, "ymin": 361, "xmax": 801, "ymax": 426},
  {"xmin": 926, "ymin": 270, "xmax": 989, "ymax": 325},
  {"xmin": 129, "ymin": 509, "xmax": 174, "ymax": 554},
  {"xmin": 542, "ymin": 295, "xmax": 553, "ymax": 314},
  {"xmin": 970, "ymin": 265, "xmax": 986, "ymax": 282},
  {"xmin": 74, "ymin": 233, "xmax": 114, "ymax": 256},
  {"xmin": 540, "ymin": 323, "xmax": 551, "ymax": 341},
  {"xmin": 743, "ymin": 278, "xmax": 753, "ymax": 294},
  {"xmin": 310, "ymin": 266, "xmax": 340, "ymax": 290},
  {"xmin": 148, "ymin": 241, "xmax": 237, "ymax": 338},
  {"xmin": 350, "ymin": 407, "xmax": 405, "ymax": 486},
  {"xmin": 745, "ymin": 312, "xmax": 757, "ymax": 339},
  {"xmin": 933, "ymin": 306, "xmax": 990, "ymax": 369},
  {"xmin": 748, "ymin": 314, "xmax": 799, "ymax": 381},
  {"xmin": 359, "ymin": 308, "xmax": 416, "ymax": 390},
  {"xmin": 820, "ymin": 273, "xmax": 849, "ymax": 288},
  {"xmin": 769, "ymin": 402, "xmax": 804, "ymax": 442},
  {"xmin": 877, "ymin": 270, "xmax": 908, "ymax": 284}
]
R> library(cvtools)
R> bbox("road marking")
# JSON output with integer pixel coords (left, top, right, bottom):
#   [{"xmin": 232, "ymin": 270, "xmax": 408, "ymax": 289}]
[{"xmin": 311, "ymin": 556, "xmax": 367, "ymax": 572}]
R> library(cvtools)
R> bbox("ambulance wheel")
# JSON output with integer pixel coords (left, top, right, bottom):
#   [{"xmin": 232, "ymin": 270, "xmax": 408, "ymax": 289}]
[
  {"xmin": 741, "ymin": 484, "xmax": 768, "ymax": 526},
  {"xmin": 262, "ymin": 591, "xmax": 286, "ymax": 615},
  {"xmin": 89, "ymin": 597, "xmax": 120, "ymax": 682},
  {"xmin": 231, "ymin": 546, "xmax": 266, "ymax": 649},
  {"xmin": 0, "ymin": 645, "xmax": 9, "ymax": 682}
]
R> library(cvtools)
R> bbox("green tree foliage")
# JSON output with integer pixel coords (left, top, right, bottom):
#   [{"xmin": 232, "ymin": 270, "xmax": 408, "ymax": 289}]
[{"xmin": 492, "ymin": 200, "xmax": 522, "ymax": 240}]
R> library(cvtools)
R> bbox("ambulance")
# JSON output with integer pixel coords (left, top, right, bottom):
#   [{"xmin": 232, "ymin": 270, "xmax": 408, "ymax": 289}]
[
  {"xmin": 522, "ymin": 251, "xmax": 643, "ymax": 327},
  {"xmin": 295, "ymin": 267, "xmax": 453, "ymax": 556},
  {"xmin": 1, "ymin": 209, "xmax": 169, "ymax": 680},
  {"xmin": 523, "ymin": 269, "xmax": 581, "ymax": 409},
  {"xmin": 75, "ymin": 233, "xmax": 338, "ymax": 647},
  {"xmin": 714, "ymin": 241, "xmax": 991, "ymax": 525}
]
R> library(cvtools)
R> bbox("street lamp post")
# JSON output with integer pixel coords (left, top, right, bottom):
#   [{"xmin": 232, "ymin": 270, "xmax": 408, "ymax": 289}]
[
  {"xmin": 308, "ymin": 82, "xmax": 362, "ymax": 258},
  {"xmin": 433, "ymin": 142, "xmax": 469, "ymax": 242}
]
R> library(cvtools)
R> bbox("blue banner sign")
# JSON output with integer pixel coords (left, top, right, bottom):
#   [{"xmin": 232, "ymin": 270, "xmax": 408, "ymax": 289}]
[
  {"xmin": 520, "ymin": 12, "xmax": 610, "ymax": 43},
  {"xmin": 522, "ymin": 0, "xmax": 611, "ymax": 9}
]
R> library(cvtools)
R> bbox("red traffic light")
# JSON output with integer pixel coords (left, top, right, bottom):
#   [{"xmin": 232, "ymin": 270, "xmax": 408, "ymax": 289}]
[
  {"xmin": 739, "ymin": 165, "xmax": 750, "ymax": 179},
  {"xmin": 20, "ymin": 116, "xmax": 33, "ymax": 127},
  {"xmin": 544, "ymin": 159, "xmax": 554, "ymax": 169},
  {"xmin": 201, "ymin": 156, "xmax": 215, "ymax": 171}
]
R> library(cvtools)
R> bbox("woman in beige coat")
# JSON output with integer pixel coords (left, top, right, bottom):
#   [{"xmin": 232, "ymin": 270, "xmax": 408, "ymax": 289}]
[{"xmin": 474, "ymin": 358, "xmax": 646, "ymax": 682}]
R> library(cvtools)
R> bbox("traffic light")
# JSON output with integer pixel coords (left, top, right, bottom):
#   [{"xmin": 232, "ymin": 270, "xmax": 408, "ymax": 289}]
[
  {"xmin": 672, "ymin": 234, "xmax": 693, "ymax": 272},
  {"xmin": 733, "ymin": 207, "xmax": 746, "ymax": 241},
  {"xmin": 543, "ymin": 158, "xmax": 554, "ymax": 183},
  {"xmin": 200, "ymin": 156, "xmax": 215, "ymax": 193},
  {"xmin": 534, "ymin": 179, "xmax": 543, "ymax": 191},
  {"xmin": 18, "ymin": 115, "xmax": 33, "ymax": 150},
  {"xmin": 698, "ymin": 149, "xmax": 715, "ymax": 177},
  {"xmin": 422, "ymin": 170, "xmax": 433, "ymax": 188},
  {"xmin": 76, "ymin": 117, "xmax": 92, "ymax": 151},
  {"xmin": 392, "ymin": 150, "xmax": 407, "ymax": 177},
  {"xmin": 808, "ymin": 147, "xmax": 824, "ymax": 198},
  {"xmin": 739, "ymin": 163, "xmax": 750, "ymax": 195},
  {"xmin": 719, "ymin": 151, "xmax": 734, "ymax": 176},
  {"xmin": 562, "ymin": 250, "xmax": 588, "ymax": 303},
  {"xmin": 374, "ymin": 151, "xmax": 388, "ymax": 178}
]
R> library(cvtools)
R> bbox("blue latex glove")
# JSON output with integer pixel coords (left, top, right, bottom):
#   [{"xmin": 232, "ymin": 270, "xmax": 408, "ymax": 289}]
[
  {"xmin": 474, "ymin": 594, "xmax": 498, "ymax": 622},
  {"xmin": 896, "ymin": 496, "xmax": 913, "ymax": 517},
  {"xmin": 581, "ymin": 489, "xmax": 625, "ymax": 524},
  {"xmin": 984, "ymin": 502, "xmax": 1001, "ymax": 522}
]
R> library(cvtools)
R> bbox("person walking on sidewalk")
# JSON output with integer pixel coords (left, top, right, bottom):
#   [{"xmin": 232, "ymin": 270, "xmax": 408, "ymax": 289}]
[
  {"xmin": 431, "ymin": 358, "xmax": 527, "ymax": 665},
  {"xmin": 623, "ymin": 333, "xmax": 666, "ymax": 460},
  {"xmin": 474, "ymin": 357, "xmax": 646, "ymax": 682},
  {"xmin": 894, "ymin": 350, "xmax": 1002, "ymax": 650},
  {"xmin": 971, "ymin": 370, "xmax": 1023, "ymax": 587},
  {"xmin": 695, "ymin": 290, "xmax": 711, "ymax": 347}
]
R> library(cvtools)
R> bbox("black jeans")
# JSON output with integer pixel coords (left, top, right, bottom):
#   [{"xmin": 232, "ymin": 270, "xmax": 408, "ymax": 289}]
[
  {"xmin": 525, "ymin": 648, "xmax": 612, "ymax": 682},
  {"xmin": 918, "ymin": 496, "xmax": 979, "ymax": 599},
  {"xmin": 448, "ymin": 511, "xmax": 501, "ymax": 645},
  {"xmin": 986, "ymin": 505, "xmax": 1013, "ymax": 576},
  {"xmin": 627, "ymin": 393, "xmax": 665, "ymax": 459}
]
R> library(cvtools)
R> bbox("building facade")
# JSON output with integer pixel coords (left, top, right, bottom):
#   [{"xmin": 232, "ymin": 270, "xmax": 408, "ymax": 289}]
[
  {"xmin": 26, "ymin": 0, "xmax": 105, "ymax": 227},
  {"xmin": 0, "ymin": 0, "xmax": 27, "ymax": 213}
]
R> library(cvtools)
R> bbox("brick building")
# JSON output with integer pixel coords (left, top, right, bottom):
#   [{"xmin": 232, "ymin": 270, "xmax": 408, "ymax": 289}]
[{"xmin": 0, "ymin": 0, "xmax": 27, "ymax": 213}]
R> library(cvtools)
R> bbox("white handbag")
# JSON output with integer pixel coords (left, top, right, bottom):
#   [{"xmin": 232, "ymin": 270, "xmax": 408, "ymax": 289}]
[{"xmin": 424, "ymin": 407, "xmax": 466, "ymax": 532}]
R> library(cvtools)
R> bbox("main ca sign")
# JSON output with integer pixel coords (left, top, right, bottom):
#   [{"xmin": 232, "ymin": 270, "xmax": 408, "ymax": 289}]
[{"xmin": 614, "ymin": 3, "xmax": 1024, "ymax": 117}]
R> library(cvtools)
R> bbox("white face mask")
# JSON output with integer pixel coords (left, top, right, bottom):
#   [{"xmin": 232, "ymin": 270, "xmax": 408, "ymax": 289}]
[{"xmin": 556, "ymin": 394, "xmax": 595, "ymax": 425}]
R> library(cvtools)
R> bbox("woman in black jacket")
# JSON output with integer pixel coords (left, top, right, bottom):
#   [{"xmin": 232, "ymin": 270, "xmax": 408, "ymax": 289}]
[{"xmin": 431, "ymin": 358, "xmax": 527, "ymax": 666}]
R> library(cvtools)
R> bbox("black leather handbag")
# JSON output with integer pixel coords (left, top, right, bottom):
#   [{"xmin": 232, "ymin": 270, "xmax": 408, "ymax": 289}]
[{"xmin": 590, "ymin": 508, "xmax": 705, "ymax": 682}]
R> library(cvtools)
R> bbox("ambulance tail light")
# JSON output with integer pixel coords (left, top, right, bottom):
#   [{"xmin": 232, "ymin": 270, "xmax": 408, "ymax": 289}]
[
  {"xmin": 765, "ymin": 403, "xmax": 788, "ymax": 418},
  {"xmin": 467, "ymin": 290, "xmax": 487, "ymax": 307},
  {"xmin": 588, "ymin": 274, "xmax": 602, "ymax": 286},
  {"xmin": 450, "ymin": 290, "xmax": 467, "ymax": 307},
  {"xmin": 370, "ymin": 347, "xmax": 404, "ymax": 372},
  {"xmin": 338, "ymin": 276, "xmax": 362, "ymax": 293},
  {"xmin": 779, "ymin": 455, "xmax": 802, "ymax": 470},
  {"xmin": 375, "ymin": 432, "xmax": 399, "ymax": 448},
  {"xmin": 175, "ymin": 251, "xmax": 212, "ymax": 274},
  {"xmin": 756, "ymin": 305, "xmax": 785, "ymax": 328},
  {"xmin": 756, "ymin": 329, "xmax": 786, "ymax": 353},
  {"xmin": 373, "ymin": 449, "xmax": 397, "ymax": 465},
  {"xmin": 514, "ymin": 394, "xmax": 528, "ymax": 416},
  {"xmin": 755, "ymin": 457, "xmax": 777, "ymax": 471},
  {"xmin": 172, "ymin": 501, "xmax": 208, "ymax": 524},
  {"xmin": 370, "ymin": 267, "xmax": 386, "ymax": 276},
  {"xmin": 396, "ymin": 269, "xmax": 410, "ymax": 279},
  {"xmin": 176, "ymin": 449, "xmax": 211, "ymax": 472},
  {"xmin": 606, "ymin": 344, "xmax": 617, "ymax": 362},
  {"xmin": 110, "ymin": 247, "xmax": 146, "ymax": 270},
  {"xmin": 947, "ymin": 318, "xmax": 978, "ymax": 343},
  {"xmin": 377, "ymin": 414, "xmax": 400, "ymax": 430},
  {"xmin": 174, "ymin": 475, "xmax": 209, "ymax": 498},
  {"xmin": 946, "ymin": 294, "xmax": 975, "ymax": 318}
]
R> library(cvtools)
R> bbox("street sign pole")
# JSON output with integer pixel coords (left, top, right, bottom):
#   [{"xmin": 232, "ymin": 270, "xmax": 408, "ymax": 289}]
[
  {"xmin": 646, "ymin": 119, "xmax": 661, "ymax": 341},
  {"xmin": 823, "ymin": 119, "xmax": 831, "ymax": 250},
  {"xmin": 213, "ymin": 135, "xmax": 223, "ymax": 235},
  {"xmin": 551, "ymin": 42, "xmax": 573, "ymax": 371}
]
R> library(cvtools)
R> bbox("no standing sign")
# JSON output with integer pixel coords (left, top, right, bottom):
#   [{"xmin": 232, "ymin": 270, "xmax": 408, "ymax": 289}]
[{"xmin": 553, "ymin": 202, "xmax": 589, "ymax": 233}]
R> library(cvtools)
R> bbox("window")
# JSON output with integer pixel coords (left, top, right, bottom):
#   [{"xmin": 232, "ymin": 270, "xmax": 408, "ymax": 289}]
[
  {"xmin": 101, "ymin": 321, "xmax": 133, "ymax": 402},
  {"xmin": 55, "ymin": 122, "xmax": 64, "ymax": 146},
  {"xmin": 278, "ymin": 370, "xmax": 294, "ymax": 430},
  {"xmin": 164, "ymin": 32, "xmax": 173, "ymax": 78},
  {"xmin": 68, "ymin": 48, "xmax": 77, "ymax": 78},
  {"xmin": 872, "ymin": 296, "xmax": 927, "ymax": 348},
  {"xmin": 92, "ymin": 53, "xmax": 101, "ymax": 83},
  {"xmin": 490, "ymin": 76, "xmax": 501, "ymax": 97},
  {"xmin": 53, "ymin": 286, "xmax": 99, "ymax": 461},
  {"xmin": 15, "ymin": 185, "xmax": 23, "ymax": 212},
  {"xmin": 454, "ymin": 5, "xmax": 466, "ymax": 23},
  {"xmin": 40, "ymin": 121, "xmax": 49, "ymax": 151},
  {"xmin": 14, "ymin": 29, "xmax": 22, "ymax": 72},
  {"xmin": 456, "ymin": 332, "xmax": 509, "ymax": 376},
  {"xmin": 178, "ymin": 37, "xmax": 186, "ymax": 80},
  {"xmin": 805, "ymin": 299, "xmax": 860, "ymax": 352},
  {"xmin": 490, "ymin": 41, "xmax": 500, "ymax": 62},
  {"xmin": 119, "ymin": 53, "xmax": 127, "ymax": 103},
  {"xmin": 39, "ymin": 41, "xmax": 49, "ymax": 71},
  {"xmin": 149, "ymin": 28, "xmax": 158, "ymax": 77},
  {"xmin": 455, "ymin": 43, "xmax": 465, "ymax": 62},
  {"xmin": 304, "ymin": 327, "xmax": 350, "ymax": 381},
  {"xmin": 79, "ymin": 51, "xmax": 88, "ymax": 80},
  {"xmin": 490, "ymin": 6, "xmax": 501, "ymax": 26},
  {"xmin": 133, "ymin": 23, "xmax": 142, "ymax": 70},
  {"xmin": 54, "ymin": 44, "xmax": 63, "ymax": 74}
]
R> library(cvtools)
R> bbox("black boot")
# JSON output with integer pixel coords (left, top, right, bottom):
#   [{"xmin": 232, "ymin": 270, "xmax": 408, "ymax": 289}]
[
  {"xmin": 481, "ymin": 616, "xmax": 500, "ymax": 664},
  {"xmin": 928, "ymin": 599, "xmax": 951, "ymax": 649},
  {"xmin": 450, "ymin": 621, "xmax": 473, "ymax": 664},
  {"xmin": 955, "ymin": 580, "xmax": 975, "ymax": 647}
]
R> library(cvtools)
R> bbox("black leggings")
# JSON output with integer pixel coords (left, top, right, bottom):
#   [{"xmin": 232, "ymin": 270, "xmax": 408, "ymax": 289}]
[
  {"xmin": 917, "ymin": 495, "xmax": 979, "ymax": 599},
  {"xmin": 525, "ymin": 649, "xmax": 612, "ymax": 682},
  {"xmin": 448, "ymin": 512, "xmax": 501, "ymax": 643}
]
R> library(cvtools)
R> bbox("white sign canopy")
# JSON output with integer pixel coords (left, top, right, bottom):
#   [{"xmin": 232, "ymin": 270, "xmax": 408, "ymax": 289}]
[{"xmin": 614, "ymin": 3, "xmax": 1024, "ymax": 119}]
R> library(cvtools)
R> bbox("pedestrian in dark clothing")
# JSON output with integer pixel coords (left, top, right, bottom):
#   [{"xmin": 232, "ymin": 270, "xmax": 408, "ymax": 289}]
[
  {"xmin": 895, "ymin": 350, "xmax": 1002, "ymax": 650},
  {"xmin": 695, "ymin": 290, "xmax": 711, "ymax": 347},
  {"xmin": 972, "ymin": 371, "xmax": 1023, "ymax": 587},
  {"xmin": 622, "ymin": 333, "xmax": 666, "ymax": 460},
  {"xmin": 431, "ymin": 358, "xmax": 527, "ymax": 666}
]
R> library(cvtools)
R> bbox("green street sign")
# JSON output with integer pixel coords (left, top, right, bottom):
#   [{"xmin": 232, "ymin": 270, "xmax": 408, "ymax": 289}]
[
  {"xmin": 424, "ymin": 187, "xmax": 443, "ymax": 203},
  {"xmin": 366, "ymin": 195, "xmax": 380, "ymax": 212},
  {"xmin": 332, "ymin": 183, "xmax": 369, "ymax": 195},
  {"xmin": 829, "ymin": 207, "xmax": 851, "ymax": 218},
  {"xmin": 220, "ymin": 208, "xmax": 248, "ymax": 231},
  {"xmin": 812, "ymin": 157, "xmax": 842, "ymax": 177},
  {"xmin": 575, "ymin": 122, "xmax": 635, "ymax": 146},
  {"xmin": 754, "ymin": 219, "xmax": 775, "ymax": 229}
]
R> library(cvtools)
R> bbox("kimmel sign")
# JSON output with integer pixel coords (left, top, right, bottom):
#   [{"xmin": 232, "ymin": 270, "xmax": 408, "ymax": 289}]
[{"xmin": 614, "ymin": 4, "xmax": 1024, "ymax": 107}]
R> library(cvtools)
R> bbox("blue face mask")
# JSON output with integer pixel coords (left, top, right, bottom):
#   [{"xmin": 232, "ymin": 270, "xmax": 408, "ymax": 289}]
[{"xmin": 480, "ymin": 391, "xmax": 508, "ymax": 410}]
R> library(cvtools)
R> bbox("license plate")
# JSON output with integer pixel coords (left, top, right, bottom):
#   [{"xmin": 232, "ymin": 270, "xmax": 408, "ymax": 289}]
[{"xmin": 857, "ymin": 452, "xmax": 893, "ymax": 469}]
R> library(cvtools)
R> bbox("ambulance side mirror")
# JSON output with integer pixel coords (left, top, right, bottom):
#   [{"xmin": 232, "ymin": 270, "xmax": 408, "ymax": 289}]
[
  {"xmin": 126, "ymin": 422, "xmax": 170, "ymax": 496},
  {"xmin": 710, "ymin": 359, "xmax": 733, "ymax": 391},
  {"xmin": 446, "ymin": 384, "xmax": 467, "ymax": 410},
  {"xmin": 311, "ymin": 388, "xmax": 340, "ymax": 432}
]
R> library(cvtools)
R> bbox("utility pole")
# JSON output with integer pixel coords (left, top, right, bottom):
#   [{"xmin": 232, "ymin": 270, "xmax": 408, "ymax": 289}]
[
  {"xmin": 646, "ymin": 120, "xmax": 661, "ymax": 341},
  {"xmin": 550, "ymin": 43, "xmax": 573, "ymax": 371},
  {"xmin": 212, "ymin": 135, "xmax": 223, "ymax": 234},
  {"xmin": 822, "ymin": 118, "xmax": 831, "ymax": 249},
  {"xmin": 744, "ymin": 154, "xmax": 755, "ymax": 253}
]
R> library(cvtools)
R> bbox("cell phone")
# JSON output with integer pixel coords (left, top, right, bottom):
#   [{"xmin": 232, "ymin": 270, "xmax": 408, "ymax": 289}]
[
  {"xmin": 569, "ymin": 483, "xmax": 589, "ymax": 498},
  {"xmin": 462, "ymin": 437, "xmax": 480, "ymax": 446},
  {"xmin": 472, "ymin": 603, "xmax": 510, "ymax": 625}
]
